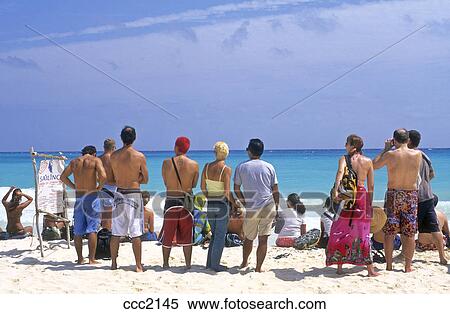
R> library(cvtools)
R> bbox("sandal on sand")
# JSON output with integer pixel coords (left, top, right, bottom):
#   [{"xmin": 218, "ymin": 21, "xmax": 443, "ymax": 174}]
[{"xmin": 274, "ymin": 253, "xmax": 291, "ymax": 260}]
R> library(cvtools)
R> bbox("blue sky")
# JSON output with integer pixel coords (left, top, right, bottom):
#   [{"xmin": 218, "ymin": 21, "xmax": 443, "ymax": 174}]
[{"xmin": 1, "ymin": 0, "xmax": 449, "ymax": 151}]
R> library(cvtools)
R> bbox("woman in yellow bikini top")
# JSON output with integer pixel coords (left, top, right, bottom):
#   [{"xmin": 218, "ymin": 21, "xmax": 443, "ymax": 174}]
[
  {"xmin": 205, "ymin": 163, "xmax": 226, "ymax": 197},
  {"xmin": 200, "ymin": 141, "xmax": 237, "ymax": 272}
]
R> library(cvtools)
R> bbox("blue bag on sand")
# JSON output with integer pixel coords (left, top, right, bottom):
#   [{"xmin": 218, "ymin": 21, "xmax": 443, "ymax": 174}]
[
  {"xmin": 225, "ymin": 233, "xmax": 243, "ymax": 247},
  {"xmin": 141, "ymin": 231, "xmax": 158, "ymax": 242},
  {"xmin": 0, "ymin": 232, "xmax": 9, "ymax": 240}
]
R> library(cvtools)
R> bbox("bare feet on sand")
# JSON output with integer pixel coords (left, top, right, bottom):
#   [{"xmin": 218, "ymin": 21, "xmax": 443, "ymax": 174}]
[
  {"xmin": 136, "ymin": 265, "xmax": 144, "ymax": 273},
  {"xmin": 255, "ymin": 267, "xmax": 266, "ymax": 273},
  {"xmin": 439, "ymin": 258, "xmax": 448, "ymax": 266},
  {"xmin": 162, "ymin": 263, "xmax": 170, "ymax": 270},
  {"xmin": 404, "ymin": 266, "xmax": 414, "ymax": 273},
  {"xmin": 367, "ymin": 265, "xmax": 381, "ymax": 277},
  {"xmin": 89, "ymin": 259, "xmax": 100, "ymax": 265},
  {"xmin": 239, "ymin": 262, "xmax": 249, "ymax": 269},
  {"xmin": 111, "ymin": 261, "xmax": 118, "ymax": 270},
  {"xmin": 76, "ymin": 258, "xmax": 86, "ymax": 265}
]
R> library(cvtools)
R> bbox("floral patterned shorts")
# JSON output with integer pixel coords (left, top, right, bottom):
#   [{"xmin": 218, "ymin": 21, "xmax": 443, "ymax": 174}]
[{"xmin": 382, "ymin": 189, "xmax": 418, "ymax": 237}]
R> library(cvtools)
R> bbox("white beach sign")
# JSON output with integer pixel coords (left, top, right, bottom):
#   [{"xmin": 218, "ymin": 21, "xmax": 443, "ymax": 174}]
[{"xmin": 37, "ymin": 159, "xmax": 66, "ymax": 213}]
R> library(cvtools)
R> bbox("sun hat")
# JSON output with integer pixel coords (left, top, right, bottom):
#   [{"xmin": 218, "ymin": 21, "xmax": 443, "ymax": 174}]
[{"xmin": 370, "ymin": 206, "xmax": 387, "ymax": 233}]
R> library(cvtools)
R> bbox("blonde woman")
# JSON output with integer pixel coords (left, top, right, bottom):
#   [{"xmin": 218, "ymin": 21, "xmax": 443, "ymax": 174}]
[{"xmin": 201, "ymin": 141, "xmax": 235, "ymax": 272}]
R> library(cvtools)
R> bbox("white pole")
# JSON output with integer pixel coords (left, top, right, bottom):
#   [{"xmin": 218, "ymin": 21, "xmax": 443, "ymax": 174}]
[{"xmin": 31, "ymin": 147, "xmax": 44, "ymax": 258}]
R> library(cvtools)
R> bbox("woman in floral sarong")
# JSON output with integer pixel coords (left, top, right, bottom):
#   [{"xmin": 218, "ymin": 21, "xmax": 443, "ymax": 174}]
[{"xmin": 326, "ymin": 135, "xmax": 380, "ymax": 277}]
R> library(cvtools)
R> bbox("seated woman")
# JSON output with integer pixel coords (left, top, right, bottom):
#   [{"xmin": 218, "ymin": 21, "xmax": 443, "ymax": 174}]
[
  {"xmin": 141, "ymin": 191, "xmax": 158, "ymax": 241},
  {"xmin": 228, "ymin": 203, "xmax": 245, "ymax": 240},
  {"xmin": 275, "ymin": 193, "xmax": 306, "ymax": 247},
  {"xmin": 2, "ymin": 187, "xmax": 33, "ymax": 236},
  {"xmin": 417, "ymin": 210, "xmax": 450, "ymax": 251},
  {"xmin": 317, "ymin": 197, "xmax": 334, "ymax": 248}
]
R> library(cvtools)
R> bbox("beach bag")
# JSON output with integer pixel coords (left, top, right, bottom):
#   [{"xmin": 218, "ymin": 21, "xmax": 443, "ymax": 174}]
[
  {"xmin": 171, "ymin": 157, "xmax": 194, "ymax": 212},
  {"xmin": 60, "ymin": 225, "xmax": 74, "ymax": 241},
  {"xmin": 141, "ymin": 231, "xmax": 158, "ymax": 241},
  {"xmin": 337, "ymin": 155, "xmax": 358, "ymax": 205},
  {"xmin": 334, "ymin": 155, "xmax": 359, "ymax": 225},
  {"xmin": 372, "ymin": 250, "xmax": 386, "ymax": 264},
  {"xmin": 42, "ymin": 227, "xmax": 61, "ymax": 241},
  {"xmin": 192, "ymin": 207, "xmax": 210, "ymax": 245},
  {"xmin": 95, "ymin": 228, "xmax": 111, "ymax": 259},
  {"xmin": 0, "ymin": 232, "xmax": 9, "ymax": 240},
  {"xmin": 293, "ymin": 229, "xmax": 321, "ymax": 250},
  {"xmin": 225, "ymin": 233, "xmax": 243, "ymax": 247}
]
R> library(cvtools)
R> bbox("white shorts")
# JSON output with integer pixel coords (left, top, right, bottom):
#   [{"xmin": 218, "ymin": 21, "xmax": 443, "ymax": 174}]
[
  {"xmin": 101, "ymin": 184, "xmax": 117, "ymax": 208},
  {"xmin": 112, "ymin": 190, "xmax": 144, "ymax": 238}
]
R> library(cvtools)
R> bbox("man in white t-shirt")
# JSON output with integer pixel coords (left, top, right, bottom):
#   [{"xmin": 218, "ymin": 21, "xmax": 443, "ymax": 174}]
[{"xmin": 234, "ymin": 139, "xmax": 279, "ymax": 272}]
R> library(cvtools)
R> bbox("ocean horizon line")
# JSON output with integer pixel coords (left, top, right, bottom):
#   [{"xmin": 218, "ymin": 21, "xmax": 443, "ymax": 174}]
[{"xmin": 0, "ymin": 147, "xmax": 448, "ymax": 154}]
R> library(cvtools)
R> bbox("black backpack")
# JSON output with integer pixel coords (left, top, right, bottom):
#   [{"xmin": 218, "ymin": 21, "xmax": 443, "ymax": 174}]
[{"xmin": 95, "ymin": 228, "xmax": 112, "ymax": 260}]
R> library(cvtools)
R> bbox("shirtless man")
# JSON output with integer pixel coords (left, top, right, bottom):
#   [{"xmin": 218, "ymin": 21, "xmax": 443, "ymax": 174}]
[
  {"xmin": 373, "ymin": 128, "xmax": 422, "ymax": 272},
  {"xmin": 408, "ymin": 130, "xmax": 446, "ymax": 265},
  {"xmin": 99, "ymin": 139, "xmax": 116, "ymax": 231},
  {"xmin": 60, "ymin": 146, "xmax": 106, "ymax": 264},
  {"xmin": 330, "ymin": 134, "xmax": 379, "ymax": 277},
  {"xmin": 160, "ymin": 136, "xmax": 199, "ymax": 269},
  {"xmin": 2, "ymin": 187, "xmax": 33, "ymax": 235},
  {"xmin": 109, "ymin": 126, "xmax": 148, "ymax": 272}
]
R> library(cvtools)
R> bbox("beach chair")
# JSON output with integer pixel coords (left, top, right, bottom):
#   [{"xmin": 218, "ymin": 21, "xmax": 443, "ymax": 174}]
[{"xmin": 30, "ymin": 147, "xmax": 71, "ymax": 257}]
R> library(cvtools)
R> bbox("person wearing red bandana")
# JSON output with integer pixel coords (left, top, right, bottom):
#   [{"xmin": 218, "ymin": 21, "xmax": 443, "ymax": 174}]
[{"xmin": 160, "ymin": 136, "xmax": 199, "ymax": 270}]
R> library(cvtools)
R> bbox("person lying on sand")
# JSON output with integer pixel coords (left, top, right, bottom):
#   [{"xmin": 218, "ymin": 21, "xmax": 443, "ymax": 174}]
[
  {"xmin": 2, "ymin": 187, "xmax": 33, "ymax": 236},
  {"xmin": 417, "ymin": 210, "xmax": 450, "ymax": 251}
]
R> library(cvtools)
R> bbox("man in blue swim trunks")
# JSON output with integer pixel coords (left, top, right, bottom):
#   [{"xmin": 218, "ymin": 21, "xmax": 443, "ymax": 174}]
[{"xmin": 60, "ymin": 146, "xmax": 106, "ymax": 264}]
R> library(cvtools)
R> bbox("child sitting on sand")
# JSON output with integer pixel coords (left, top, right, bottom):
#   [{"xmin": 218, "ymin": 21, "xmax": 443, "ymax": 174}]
[{"xmin": 275, "ymin": 193, "xmax": 306, "ymax": 247}]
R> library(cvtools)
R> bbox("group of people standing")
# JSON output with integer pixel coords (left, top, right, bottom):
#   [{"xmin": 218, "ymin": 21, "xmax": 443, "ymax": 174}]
[
  {"xmin": 326, "ymin": 129, "xmax": 447, "ymax": 276},
  {"xmin": 2, "ymin": 126, "xmax": 446, "ymax": 276},
  {"xmin": 58, "ymin": 126, "xmax": 279, "ymax": 273}
]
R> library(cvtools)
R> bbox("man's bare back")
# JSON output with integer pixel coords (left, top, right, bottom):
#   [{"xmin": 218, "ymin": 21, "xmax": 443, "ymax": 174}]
[
  {"xmin": 68, "ymin": 155, "xmax": 105, "ymax": 194},
  {"xmin": 378, "ymin": 147, "xmax": 422, "ymax": 190},
  {"xmin": 110, "ymin": 147, "xmax": 148, "ymax": 189},
  {"xmin": 99, "ymin": 152, "xmax": 115, "ymax": 186},
  {"xmin": 162, "ymin": 155, "xmax": 199, "ymax": 196}
]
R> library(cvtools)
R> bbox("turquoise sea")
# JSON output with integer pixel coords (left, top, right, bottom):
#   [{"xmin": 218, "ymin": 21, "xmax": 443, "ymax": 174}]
[{"xmin": 1, "ymin": 149, "xmax": 450, "ymax": 228}]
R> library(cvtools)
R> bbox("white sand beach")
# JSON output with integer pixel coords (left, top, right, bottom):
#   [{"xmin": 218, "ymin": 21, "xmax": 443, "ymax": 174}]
[{"xmin": 1, "ymin": 237, "xmax": 449, "ymax": 294}]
